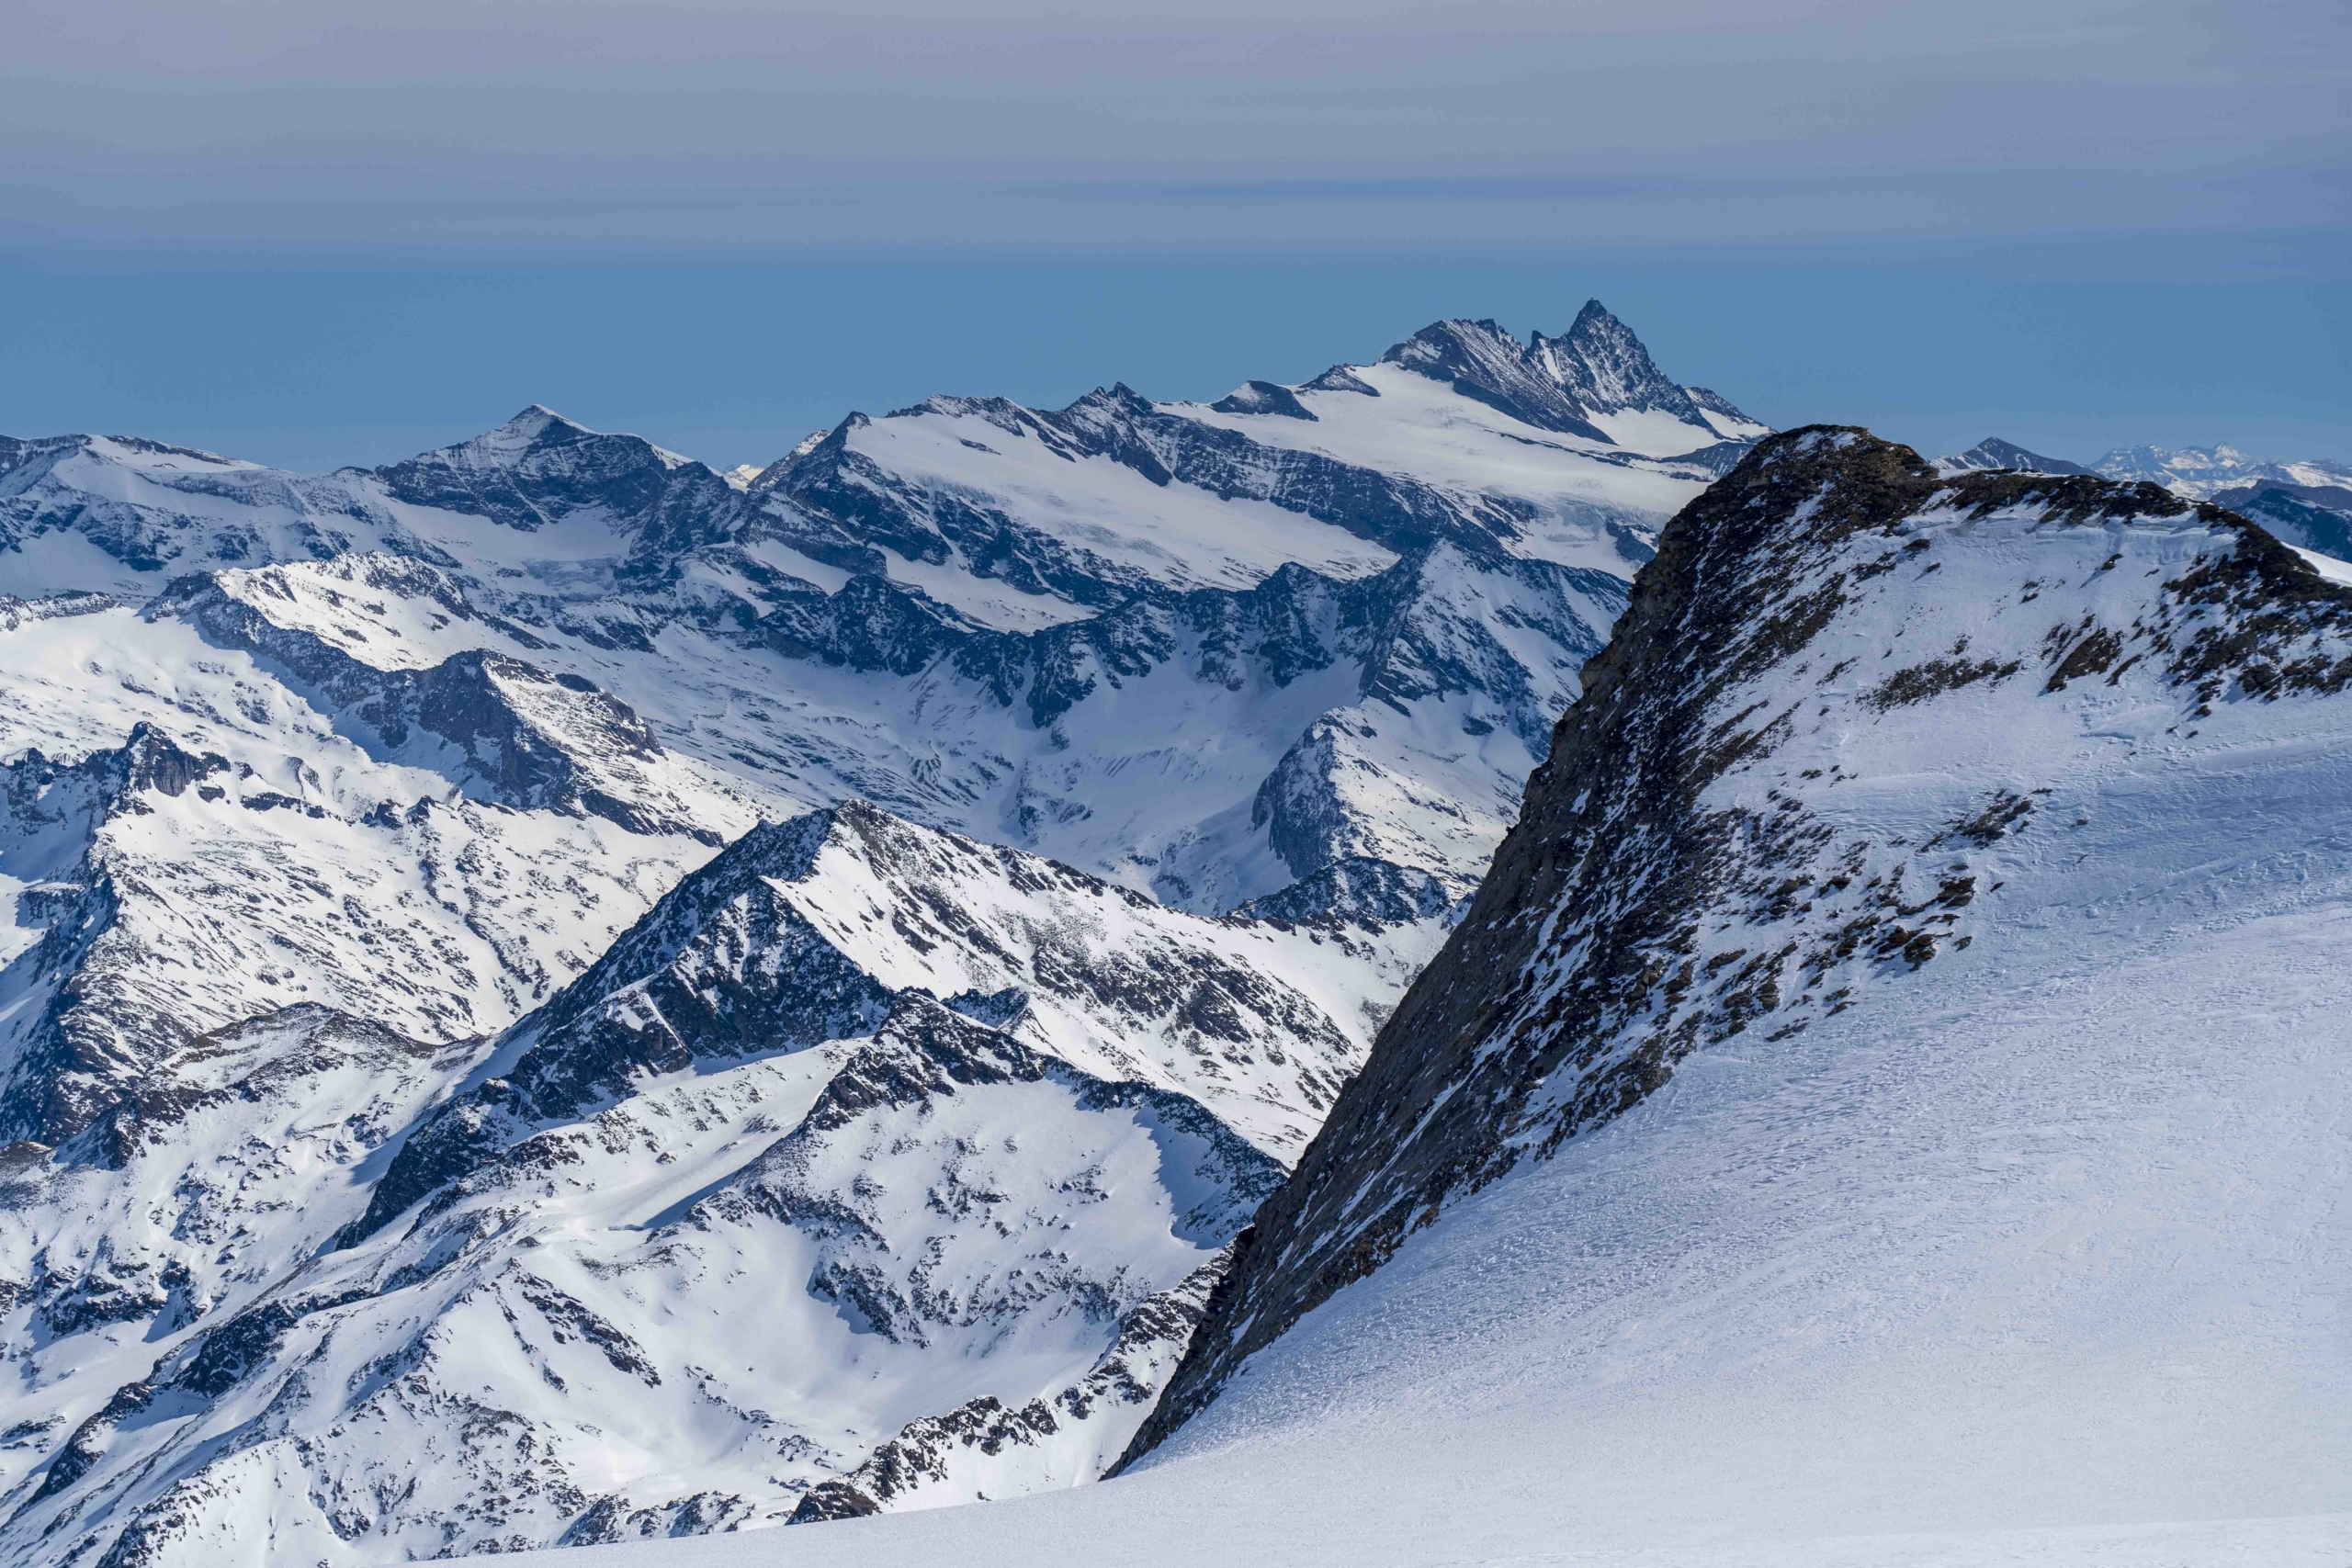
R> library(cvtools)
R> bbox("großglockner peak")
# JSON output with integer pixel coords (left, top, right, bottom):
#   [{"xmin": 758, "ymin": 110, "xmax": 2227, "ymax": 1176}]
[
  {"xmin": 1123, "ymin": 426, "xmax": 2352, "ymax": 1517},
  {"xmin": 1374, "ymin": 300, "xmax": 1766, "ymax": 458}
]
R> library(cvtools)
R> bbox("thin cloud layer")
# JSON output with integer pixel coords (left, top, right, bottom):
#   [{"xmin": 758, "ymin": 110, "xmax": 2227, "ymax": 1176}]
[{"xmin": 3, "ymin": 0, "xmax": 2345, "ymax": 250}]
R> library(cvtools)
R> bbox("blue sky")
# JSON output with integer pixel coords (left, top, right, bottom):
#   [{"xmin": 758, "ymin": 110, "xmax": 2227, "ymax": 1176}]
[{"xmin": 3, "ymin": 0, "xmax": 2345, "ymax": 472}]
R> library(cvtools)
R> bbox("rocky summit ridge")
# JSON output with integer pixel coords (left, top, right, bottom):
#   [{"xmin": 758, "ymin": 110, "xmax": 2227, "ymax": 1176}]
[{"xmin": 1125, "ymin": 424, "xmax": 2352, "ymax": 1461}]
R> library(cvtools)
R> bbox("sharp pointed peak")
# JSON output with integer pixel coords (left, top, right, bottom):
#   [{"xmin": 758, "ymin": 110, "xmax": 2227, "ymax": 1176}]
[{"xmin": 1552, "ymin": 298, "xmax": 1638, "ymax": 348}]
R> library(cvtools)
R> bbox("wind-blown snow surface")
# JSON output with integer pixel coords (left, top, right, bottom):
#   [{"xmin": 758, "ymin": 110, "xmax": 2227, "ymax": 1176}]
[{"xmin": 538, "ymin": 434, "xmax": 2352, "ymax": 1568}]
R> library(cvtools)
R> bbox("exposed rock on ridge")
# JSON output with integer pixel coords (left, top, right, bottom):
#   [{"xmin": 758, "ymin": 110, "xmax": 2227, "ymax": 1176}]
[{"xmin": 1123, "ymin": 426, "xmax": 2352, "ymax": 1461}]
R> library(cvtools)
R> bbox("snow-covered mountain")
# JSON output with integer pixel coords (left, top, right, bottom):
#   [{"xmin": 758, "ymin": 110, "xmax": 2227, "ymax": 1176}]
[
  {"xmin": 2, "ymin": 301, "xmax": 1751, "ymax": 914},
  {"xmin": 2211, "ymin": 478, "xmax": 2352, "ymax": 561},
  {"xmin": 0, "ymin": 304, "xmax": 1766, "ymax": 1563},
  {"xmin": 529, "ymin": 429, "xmax": 2352, "ymax": 1568}
]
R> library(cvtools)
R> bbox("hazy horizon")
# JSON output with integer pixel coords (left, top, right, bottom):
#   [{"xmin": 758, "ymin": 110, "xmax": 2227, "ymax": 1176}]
[{"xmin": 4, "ymin": 0, "xmax": 2345, "ymax": 470}]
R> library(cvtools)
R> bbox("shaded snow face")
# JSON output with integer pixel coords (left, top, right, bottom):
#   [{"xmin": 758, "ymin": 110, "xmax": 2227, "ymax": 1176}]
[
  {"xmin": 1132, "ymin": 425, "xmax": 2352, "ymax": 1461},
  {"xmin": 0, "ymin": 798, "xmax": 1445, "ymax": 1565}
]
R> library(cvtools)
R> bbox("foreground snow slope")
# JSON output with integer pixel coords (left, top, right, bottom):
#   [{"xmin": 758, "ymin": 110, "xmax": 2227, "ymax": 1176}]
[
  {"xmin": 544, "ymin": 867, "xmax": 2352, "ymax": 1568},
  {"xmin": 549, "ymin": 431, "xmax": 2351, "ymax": 1566}
]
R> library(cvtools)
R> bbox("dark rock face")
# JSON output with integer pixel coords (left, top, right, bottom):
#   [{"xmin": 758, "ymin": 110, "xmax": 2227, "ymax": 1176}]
[
  {"xmin": 1301, "ymin": 365, "xmax": 1380, "ymax": 396},
  {"xmin": 1210, "ymin": 381, "xmax": 1318, "ymax": 420},
  {"xmin": 1228, "ymin": 857, "xmax": 1463, "ymax": 927},
  {"xmin": 1121, "ymin": 427, "xmax": 2352, "ymax": 1463},
  {"xmin": 0, "ymin": 727, "xmax": 236, "ymax": 1148},
  {"xmin": 1528, "ymin": 299, "xmax": 1714, "ymax": 427},
  {"xmin": 376, "ymin": 407, "xmax": 740, "ymax": 557},
  {"xmin": 786, "ymin": 1253, "xmax": 1227, "ymax": 1524},
  {"xmin": 1685, "ymin": 386, "xmax": 1759, "ymax": 425},
  {"xmin": 1381, "ymin": 319, "xmax": 1616, "ymax": 443},
  {"xmin": 345, "ymin": 811, "xmax": 897, "ymax": 1243}
]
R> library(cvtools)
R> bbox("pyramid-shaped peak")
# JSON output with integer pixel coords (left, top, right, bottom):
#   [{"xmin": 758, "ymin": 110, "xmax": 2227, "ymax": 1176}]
[
  {"xmin": 1377, "ymin": 319, "xmax": 1611, "ymax": 440},
  {"xmin": 1532, "ymin": 302, "xmax": 1702, "ymax": 423},
  {"xmin": 1565, "ymin": 298, "xmax": 1624, "ymax": 336}
]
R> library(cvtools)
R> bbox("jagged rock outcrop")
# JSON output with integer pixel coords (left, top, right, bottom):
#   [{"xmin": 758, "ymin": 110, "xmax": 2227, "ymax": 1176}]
[
  {"xmin": 1383, "ymin": 319, "xmax": 1618, "ymax": 443},
  {"xmin": 1530, "ymin": 299, "xmax": 1718, "ymax": 427},
  {"xmin": 376, "ymin": 406, "xmax": 739, "ymax": 558},
  {"xmin": 1124, "ymin": 425, "xmax": 2352, "ymax": 1461},
  {"xmin": 787, "ymin": 1256, "xmax": 1228, "ymax": 1523}
]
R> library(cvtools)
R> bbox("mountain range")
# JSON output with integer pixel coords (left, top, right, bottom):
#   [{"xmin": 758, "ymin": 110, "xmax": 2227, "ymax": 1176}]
[
  {"xmin": 0, "ymin": 304, "xmax": 1765, "ymax": 1564},
  {"xmin": 4, "ymin": 304, "xmax": 2346, "ymax": 1568}
]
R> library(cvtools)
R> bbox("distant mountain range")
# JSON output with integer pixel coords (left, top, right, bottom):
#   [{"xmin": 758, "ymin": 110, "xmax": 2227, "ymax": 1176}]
[{"xmin": 1939, "ymin": 435, "xmax": 2349, "ymax": 499}]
